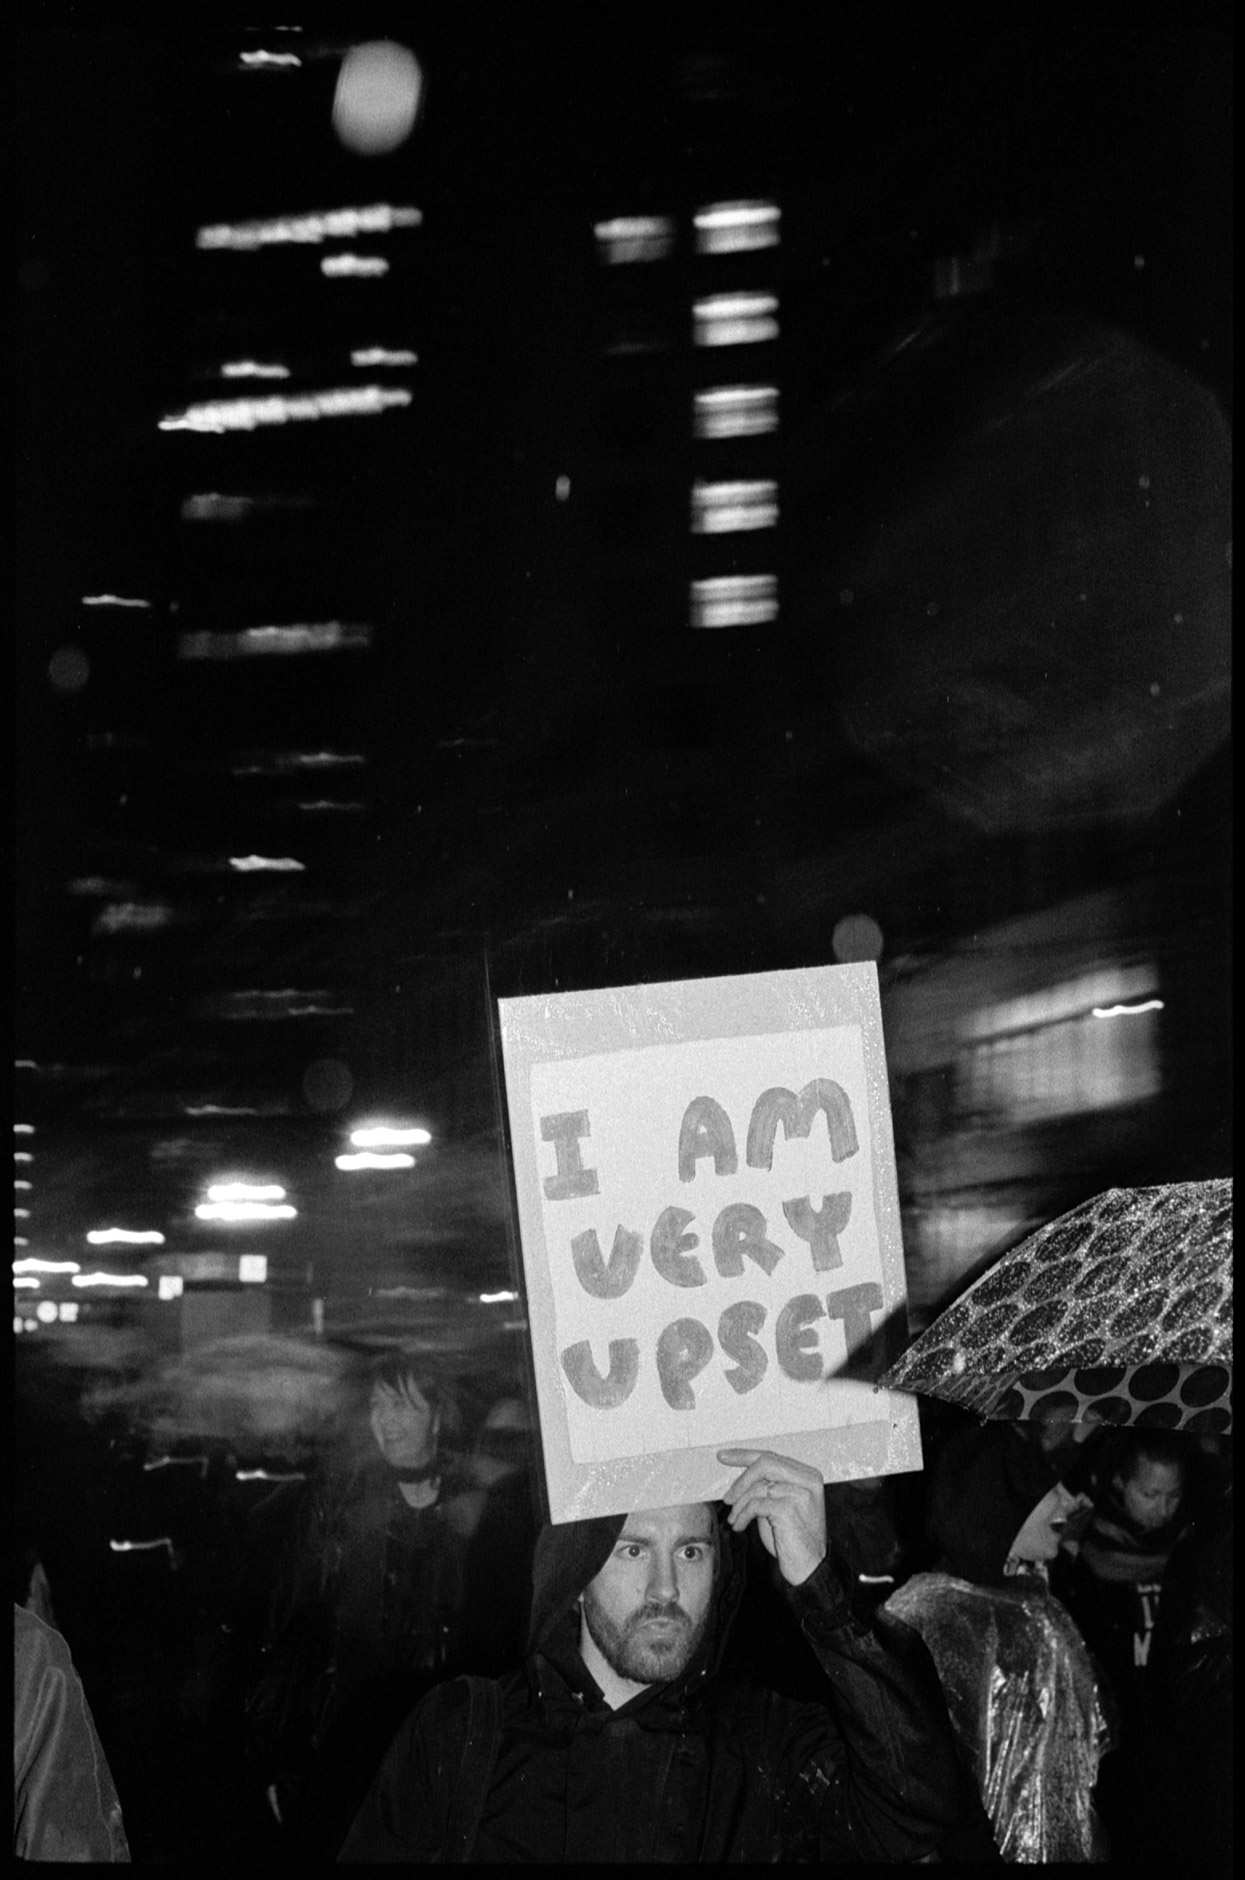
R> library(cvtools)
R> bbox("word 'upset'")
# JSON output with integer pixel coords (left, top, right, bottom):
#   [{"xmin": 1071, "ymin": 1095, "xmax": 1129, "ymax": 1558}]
[{"xmin": 543, "ymin": 1080, "xmax": 887, "ymax": 1412}]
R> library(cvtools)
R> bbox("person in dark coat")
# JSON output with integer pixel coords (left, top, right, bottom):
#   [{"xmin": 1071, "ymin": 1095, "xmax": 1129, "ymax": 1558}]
[
  {"xmin": 14, "ymin": 1604, "xmax": 131, "ymax": 1862},
  {"xmin": 238, "ymin": 1351, "xmax": 476, "ymax": 1862},
  {"xmin": 338, "ymin": 1445, "xmax": 979, "ymax": 1863}
]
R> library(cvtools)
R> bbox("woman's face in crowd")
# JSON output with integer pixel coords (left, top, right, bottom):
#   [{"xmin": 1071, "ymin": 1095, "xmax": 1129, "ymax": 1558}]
[
  {"xmin": 369, "ymin": 1378, "xmax": 437, "ymax": 1469},
  {"xmin": 1116, "ymin": 1456, "xmax": 1184, "ymax": 1531}
]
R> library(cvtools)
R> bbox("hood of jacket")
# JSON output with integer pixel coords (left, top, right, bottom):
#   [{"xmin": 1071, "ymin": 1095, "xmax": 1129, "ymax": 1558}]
[{"xmin": 525, "ymin": 1503, "xmax": 746, "ymax": 1727}]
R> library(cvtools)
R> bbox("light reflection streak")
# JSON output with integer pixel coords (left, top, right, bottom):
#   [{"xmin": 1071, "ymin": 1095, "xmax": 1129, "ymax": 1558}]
[
  {"xmin": 220, "ymin": 360, "xmax": 291, "ymax": 379},
  {"xmin": 321, "ymin": 255, "xmax": 389, "ymax": 278},
  {"xmin": 159, "ymin": 384, "xmax": 410, "ymax": 432},
  {"xmin": 194, "ymin": 1202, "xmax": 296, "ymax": 1222},
  {"xmin": 87, "ymin": 1229, "xmax": 166, "ymax": 1246},
  {"xmin": 179, "ymin": 622, "xmax": 373, "ymax": 659},
  {"xmin": 14, "ymin": 1259, "xmax": 76, "ymax": 1274},
  {"xmin": 351, "ymin": 347, "xmax": 418, "ymax": 367},
  {"xmin": 239, "ymin": 50, "xmax": 302, "ymax": 68},
  {"xmin": 82, "ymin": 594, "xmax": 152, "ymax": 609},
  {"xmin": 197, "ymin": 204, "xmax": 421, "ymax": 250},
  {"xmin": 228, "ymin": 855, "xmax": 306, "ymax": 873},
  {"xmin": 73, "ymin": 1272, "xmax": 150, "ymax": 1288}
]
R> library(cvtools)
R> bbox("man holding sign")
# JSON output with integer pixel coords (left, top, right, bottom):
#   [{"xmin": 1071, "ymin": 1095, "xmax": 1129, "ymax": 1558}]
[{"xmin": 338, "ymin": 1445, "xmax": 977, "ymax": 1862}]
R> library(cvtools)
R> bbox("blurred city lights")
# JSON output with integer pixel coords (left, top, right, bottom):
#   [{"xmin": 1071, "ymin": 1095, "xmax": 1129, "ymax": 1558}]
[
  {"xmin": 180, "ymin": 622, "xmax": 374, "ymax": 659},
  {"xmin": 351, "ymin": 347, "xmax": 418, "ymax": 367},
  {"xmin": 349, "ymin": 1125, "xmax": 432, "ymax": 1147},
  {"xmin": 15, "ymin": 1276, "xmax": 40, "ymax": 1290},
  {"xmin": 693, "ymin": 292, "xmax": 779, "ymax": 347},
  {"xmin": 15, "ymin": 1181, "xmax": 32, "ymax": 1190},
  {"xmin": 86, "ymin": 1228, "xmax": 166, "ymax": 1246},
  {"xmin": 59, "ymin": 1302, "xmax": 79, "ymax": 1323},
  {"xmin": 110, "ymin": 1537, "xmax": 174, "ymax": 1557},
  {"xmin": 229, "ymin": 855, "xmax": 306, "ymax": 873},
  {"xmin": 158, "ymin": 1275, "xmax": 184, "ymax": 1301},
  {"xmin": 72, "ymin": 1272, "xmax": 149, "ymax": 1288},
  {"xmin": 694, "ymin": 199, "xmax": 780, "ymax": 255},
  {"xmin": 693, "ymin": 384, "xmax": 778, "ymax": 439},
  {"xmin": 14, "ymin": 1124, "xmax": 35, "ymax": 1134},
  {"xmin": 15, "ymin": 1154, "xmax": 34, "ymax": 1164},
  {"xmin": 15, "ymin": 1209, "xmax": 31, "ymax": 1219},
  {"xmin": 333, "ymin": 42, "xmax": 424, "ymax": 155},
  {"xmin": 690, "ymin": 573, "xmax": 778, "ymax": 628},
  {"xmin": 238, "ymin": 1254, "xmax": 269, "ymax": 1283},
  {"xmin": 81, "ymin": 594, "xmax": 152, "ymax": 609},
  {"xmin": 691, "ymin": 478, "xmax": 779, "ymax": 533},
  {"xmin": 593, "ymin": 215, "xmax": 675, "ymax": 264},
  {"xmin": 35, "ymin": 1300, "xmax": 57, "ymax": 1323},
  {"xmin": 15, "ymin": 1259, "xmax": 80, "ymax": 1274},
  {"xmin": 335, "ymin": 1151, "xmax": 415, "ymax": 1170},
  {"xmin": 159, "ymin": 385, "xmax": 409, "ymax": 433},
  {"xmin": 197, "ymin": 204, "xmax": 422, "ymax": 250},
  {"xmin": 479, "ymin": 1290, "xmax": 519, "ymax": 1304}
]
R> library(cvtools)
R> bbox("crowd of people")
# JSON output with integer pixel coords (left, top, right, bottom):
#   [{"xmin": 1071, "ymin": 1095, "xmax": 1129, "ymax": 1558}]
[{"xmin": 14, "ymin": 1345, "xmax": 1233, "ymax": 1865}]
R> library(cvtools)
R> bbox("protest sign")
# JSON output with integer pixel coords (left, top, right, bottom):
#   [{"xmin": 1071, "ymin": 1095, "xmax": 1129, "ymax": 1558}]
[{"xmin": 498, "ymin": 962, "xmax": 921, "ymax": 1521}]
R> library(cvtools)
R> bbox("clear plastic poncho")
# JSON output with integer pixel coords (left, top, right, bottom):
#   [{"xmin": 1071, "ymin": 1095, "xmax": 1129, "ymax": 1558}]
[{"xmin": 884, "ymin": 1571, "xmax": 1114, "ymax": 1863}]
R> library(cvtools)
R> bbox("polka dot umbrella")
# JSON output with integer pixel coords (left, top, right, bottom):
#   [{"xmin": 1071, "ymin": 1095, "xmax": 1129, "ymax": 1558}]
[{"xmin": 878, "ymin": 1179, "xmax": 1232, "ymax": 1433}]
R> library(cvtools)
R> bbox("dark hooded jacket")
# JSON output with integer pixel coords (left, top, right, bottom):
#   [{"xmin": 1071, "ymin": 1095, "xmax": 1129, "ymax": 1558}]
[{"xmin": 338, "ymin": 1505, "xmax": 974, "ymax": 1862}]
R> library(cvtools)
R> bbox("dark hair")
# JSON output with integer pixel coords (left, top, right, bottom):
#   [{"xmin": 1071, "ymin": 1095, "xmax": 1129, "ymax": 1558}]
[
  {"xmin": 1113, "ymin": 1429, "xmax": 1189, "ymax": 1485},
  {"xmin": 367, "ymin": 1349, "xmax": 464, "ymax": 1450}
]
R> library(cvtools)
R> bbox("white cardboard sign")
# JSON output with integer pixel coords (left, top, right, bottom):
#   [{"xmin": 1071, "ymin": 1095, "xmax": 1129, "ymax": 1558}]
[{"xmin": 498, "ymin": 963, "xmax": 921, "ymax": 1522}]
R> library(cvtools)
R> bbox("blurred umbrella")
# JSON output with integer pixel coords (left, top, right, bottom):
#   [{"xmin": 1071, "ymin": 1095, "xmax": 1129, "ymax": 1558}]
[{"xmin": 879, "ymin": 1179, "xmax": 1231, "ymax": 1432}]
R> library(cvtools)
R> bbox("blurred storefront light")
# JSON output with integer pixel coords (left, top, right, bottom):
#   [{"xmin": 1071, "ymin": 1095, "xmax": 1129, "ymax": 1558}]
[
  {"xmin": 158, "ymin": 1275, "xmax": 184, "ymax": 1301},
  {"xmin": 58, "ymin": 1302, "xmax": 79, "ymax": 1323},
  {"xmin": 229, "ymin": 855, "xmax": 306, "ymax": 873},
  {"xmin": 14, "ymin": 1276, "xmax": 40, "ymax": 1290},
  {"xmin": 238, "ymin": 1255, "xmax": 268, "ymax": 1284},
  {"xmin": 81, "ymin": 594, "xmax": 152, "ymax": 609},
  {"xmin": 221, "ymin": 360, "xmax": 291, "ymax": 379},
  {"xmin": 72, "ymin": 1273, "xmax": 149, "ymax": 1288},
  {"xmin": 35, "ymin": 1301, "xmax": 57, "ymax": 1323},
  {"xmin": 15, "ymin": 1258, "xmax": 80, "ymax": 1274},
  {"xmin": 479, "ymin": 1290, "xmax": 519, "ymax": 1304}
]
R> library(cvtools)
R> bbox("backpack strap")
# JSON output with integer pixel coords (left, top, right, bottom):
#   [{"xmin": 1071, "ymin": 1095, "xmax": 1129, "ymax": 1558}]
[{"xmin": 442, "ymin": 1675, "xmax": 504, "ymax": 1862}]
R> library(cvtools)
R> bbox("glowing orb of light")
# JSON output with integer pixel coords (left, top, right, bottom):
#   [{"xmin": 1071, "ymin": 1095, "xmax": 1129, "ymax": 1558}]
[{"xmin": 333, "ymin": 42, "xmax": 423, "ymax": 156}]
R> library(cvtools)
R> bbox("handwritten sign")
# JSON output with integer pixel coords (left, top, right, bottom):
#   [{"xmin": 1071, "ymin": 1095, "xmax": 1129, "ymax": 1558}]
[{"xmin": 498, "ymin": 963, "xmax": 921, "ymax": 1521}]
